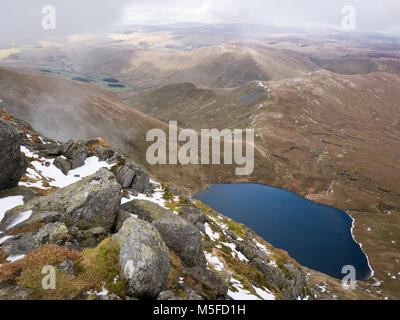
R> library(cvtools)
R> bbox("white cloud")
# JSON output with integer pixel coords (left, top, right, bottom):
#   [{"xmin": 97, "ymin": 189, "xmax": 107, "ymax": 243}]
[{"xmin": 118, "ymin": 0, "xmax": 400, "ymax": 34}]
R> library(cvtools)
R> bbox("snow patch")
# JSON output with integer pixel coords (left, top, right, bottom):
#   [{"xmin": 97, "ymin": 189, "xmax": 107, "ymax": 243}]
[
  {"xmin": 20, "ymin": 146, "xmax": 113, "ymax": 189},
  {"xmin": 7, "ymin": 210, "xmax": 32, "ymax": 230},
  {"xmin": 0, "ymin": 235, "xmax": 14, "ymax": 244},
  {"xmin": 204, "ymin": 252, "xmax": 224, "ymax": 271},
  {"xmin": 6, "ymin": 254, "xmax": 26, "ymax": 262},
  {"xmin": 0, "ymin": 195, "xmax": 24, "ymax": 223},
  {"xmin": 204, "ymin": 223, "xmax": 220, "ymax": 241}
]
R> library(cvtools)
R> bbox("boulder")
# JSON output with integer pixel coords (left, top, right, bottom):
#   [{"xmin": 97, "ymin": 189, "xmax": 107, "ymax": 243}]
[
  {"xmin": 0, "ymin": 168, "xmax": 121, "ymax": 233},
  {"xmin": 121, "ymin": 200, "xmax": 171, "ymax": 222},
  {"xmin": 0, "ymin": 119, "xmax": 27, "ymax": 190},
  {"xmin": 114, "ymin": 160, "xmax": 150, "ymax": 193},
  {"xmin": 187, "ymin": 266, "xmax": 231, "ymax": 298},
  {"xmin": 153, "ymin": 216, "xmax": 206, "ymax": 268},
  {"xmin": 113, "ymin": 217, "xmax": 170, "ymax": 298},
  {"xmin": 180, "ymin": 206, "xmax": 209, "ymax": 233},
  {"xmin": 61, "ymin": 141, "xmax": 90, "ymax": 169},
  {"xmin": 94, "ymin": 146, "xmax": 115, "ymax": 161},
  {"xmin": 38, "ymin": 143, "xmax": 62, "ymax": 158},
  {"xmin": 66, "ymin": 146, "xmax": 89, "ymax": 169},
  {"xmin": 113, "ymin": 209, "xmax": 132, "ymax": 233},
  {"xmin": 53, "ymin": 156, "xmax": 71, "ymax": 175}
]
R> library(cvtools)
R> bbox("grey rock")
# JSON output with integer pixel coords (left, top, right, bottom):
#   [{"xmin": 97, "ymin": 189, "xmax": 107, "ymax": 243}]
[
  {"xmin": 67, "ymin": 146, "xmax": 89, "ymax": 169},
  {"xmin": 114, "ymin": 160, "xmax": 150, "ymax": 193},
  {"xmin": 38, "ymin": 143, "xmax": 62, "ymax": 158},
  {"xmin": 53, "ymin": 156, "xmax": 71, "ymax": 175},
  {"xmin": 113, "ymin": 217, "xmax": 170, "ymax": 298},
  {"xmin": 251, "ymin": 258, "xmax": 306, "ymax": 300},
  {"xmin": 157, "ymin": 291, "xmax": 184, "ymax": 300},
  {"xmin": 116, "ymin": 166, "xmax": 135, "ymax": 189},
  {"xmin": 153, "ymin": 216, "xmax": 206, "ymax": 268},
  {"xmin": 1, "ymin": 169, "xmax": 121, "ymax": 233},
  {"xmin": 56, "ymin": 259, "xmax": 75, "ymax": 275},
  {"xmin": 94, "ymin": 146, "xmax": 115, "ymax": 161},
  {"xmin": 121, "ymin": 200, "xmax": 172, "ymax": 223},
  {"xmin": 113, "ymin": 209, "xmax": 132, "ymax": 233},
  {"xmin": 180, "ymin": 206, "xmax": 209, "ymax": 233},
  {"xmin": 0, "ymin": 119, "xmax": 27, "ymax": 190},
  {"xmin": 0, "ymin": 222, "xmax": 68, "ymax": 256},
  {"xmin": 0, "ymin": 285, "xmax": 33, "ymax": 300},
  {"xmin": 232, "ymin": 238, "xmax": 308, "ymax": 300},
  {"xmin": 188, "ymin": 266, "xmax": 231, "ymax": 298}
]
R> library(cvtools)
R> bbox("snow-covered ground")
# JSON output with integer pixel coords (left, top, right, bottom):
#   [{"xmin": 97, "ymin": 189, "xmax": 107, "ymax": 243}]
[
  {"xmin": 228, "ymin": 278, "xmax": 275, "ymax": 300},
  {"xmin": 20, "ymin": 146, "xmax": 113, "ymax": 189}
]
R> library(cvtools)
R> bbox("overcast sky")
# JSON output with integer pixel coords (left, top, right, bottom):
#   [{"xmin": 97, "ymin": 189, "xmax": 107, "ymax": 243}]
[{"xmin": 1, "ymin": 0, "xmax": 400, "ymax": 45}]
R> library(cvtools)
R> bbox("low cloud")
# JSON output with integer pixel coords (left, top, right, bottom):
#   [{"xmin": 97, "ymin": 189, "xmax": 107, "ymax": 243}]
[{"xmin": 1, "ymin": 0, "xmax": 399, "ymax": 46}]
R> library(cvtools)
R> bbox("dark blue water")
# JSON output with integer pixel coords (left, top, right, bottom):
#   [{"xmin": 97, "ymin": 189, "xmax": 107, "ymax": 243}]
[{"xmin": 194, "ymin": 183, "xmax": 372, "ymax": 280}]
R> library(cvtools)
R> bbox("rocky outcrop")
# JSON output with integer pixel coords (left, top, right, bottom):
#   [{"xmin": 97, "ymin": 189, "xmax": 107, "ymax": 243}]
[
  {"xmin": 114, "ymin": 159, "xmax": 150, "ymax": 194},
  {"xmin": 122, "ymin": 200, "xmax": 206, "ymax": 268},
  {"xmin": 113, "ymin": 217, "xmax": 170, "ymax": 298},
  {"xmin": 226, "ymin": 233, "xmax": 308, "ymax": 300},
  {"xmin": 1, "ymin": 168, "xmax": 121, "ymax": 239},
  {"xmin": 0, "ymin": 119, "xmax": 27, "ymax": 190},
  {"xmin": 63, "ymin": 141, "xmax": 89, "ymax": 169},
  {"xmin": 251, "ymin": 257, "xmax": 307, "ymax": 299}
]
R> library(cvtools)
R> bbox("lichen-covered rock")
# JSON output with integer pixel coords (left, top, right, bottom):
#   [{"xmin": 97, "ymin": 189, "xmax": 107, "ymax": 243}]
[
  {"xmin": 153, "ymin": 216, "xmax": 206, "ymax": 268},
  {"xmin": 113, "ymin": 217, "xmax": 170, "ymax": 298},
  {"xmin": 114, "ymin": 159, "xmax": 150, "ymax": 193},
  {"xmin": 113, "ymin": 209, "xmax": 132, "ymax": 233},
  {"xmin": 233, "ymin": 238, "xmax": 308, "ymax": 300},
  {"xmin": 122, "ymin": 200, "xmax": 206, "ymax": 268},
  {"xmin": 94, "ymin": 146, "xmax": 115, "ymax": 161},
  {"xmin": 180, "ymin": 206, "xmax": 209, "ymax": 233},
  {"xmin": 0, "ymin": 119, "xmax": 27, "ymax": 190},
  {"xmin": 0, "ymin": 222, "xmax": 68, "ymax": 256},
  {"xmin": 53, "ymin": 156, "xmax": 71, "ymax": 175},
  {"xmin": 121, "ymin": 200, "xmax": 172, "ymax": 222},
  {"xmin": 38, "ymin": 143, "xmax": 61, "ymax": 158},
  {"xmin": 251, "ymin": 257, "xmax": 307, "ymax": 300},
  {"xmin": 187, "ymin": 266, "xmax": 231, "ymax": 298},
  {"xmin": 0, "ymin": 168, "xmax": 121, "ymax": 233},
  {"xmin": 65, "ymin": 146, "xmax": 89, "ymax": 169}
]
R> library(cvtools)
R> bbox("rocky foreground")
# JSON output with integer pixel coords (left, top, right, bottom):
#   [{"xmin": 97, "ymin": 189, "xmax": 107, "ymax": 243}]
[{"xmin": 0, "ymin": 111, "xmax": 378, "ymax": 300}]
